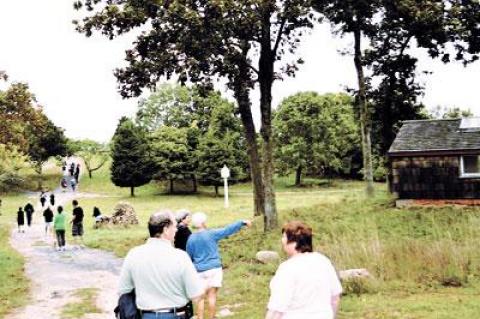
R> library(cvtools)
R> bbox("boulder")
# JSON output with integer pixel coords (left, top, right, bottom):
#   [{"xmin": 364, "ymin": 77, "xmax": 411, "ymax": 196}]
[
  {"xmin": 110, "ymin": 202, "xmax": 138, "ymax": 225},
  {"xmin": 339, "ymin": 268, "xmax": 371, "ymax": 280},
  {"xmin": 256, "ymin": 251, "xmax": 280, "ymax": 264}
]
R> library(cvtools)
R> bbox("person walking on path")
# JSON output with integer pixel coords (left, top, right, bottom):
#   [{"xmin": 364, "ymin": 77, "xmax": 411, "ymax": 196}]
[
  {"xmin": 174, "ymin": 210, "xmax": 192, "ymax": 251},
  {"xmin": 186, "ymin": 213, "xmax": 251, "ymax": 319},
  {"xmin": 50, "ymin": 193, "xmax": 55, "ymax": 206},
  {"xmin": 71, "ymin": 200, "xmax": 84, "ymax": 248},
  {"xmin": 265, "ymin": 221, "xmax": 342, "ymax": 319},
  {"xmin": 69, "ymin": 162, "xmax": 75, "ymax": 176},
  {"xmin": 119, "ymin": 210, "xmax": 205, "ymax": 319},
  {"xmin": 74, "ymin": 164, "xmax": 80, "ymax": 183},
  {"xmin": 24, "ymin": 202, "xmax": 34, "ymax": 227},
  {"xmin": 54, "ymin": 206, "xmax": 67, "ymax": 251},
  {"xmin": 71, "ymin": 179, "xmax": 77, "ymax": 192},
  {"xmin": 17, "ymin": 207, "xmax": 25, "ymax": 233},
  {"xmin": 40, "ymin": 191, "xmax": 47, "ymax": 208},
  {"xmin": 43, "ymin": 206, "xmax": 54, "ymax": 237}
]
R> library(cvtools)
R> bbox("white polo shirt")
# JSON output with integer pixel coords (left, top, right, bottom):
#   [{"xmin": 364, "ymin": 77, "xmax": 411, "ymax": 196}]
[
  {"xmin": 268, "ymin": 252, "xmax": 343, "ymax": 319},
  {"xmin": 118, "ymin": 238, "xmax": 205, "ymax": 310}
]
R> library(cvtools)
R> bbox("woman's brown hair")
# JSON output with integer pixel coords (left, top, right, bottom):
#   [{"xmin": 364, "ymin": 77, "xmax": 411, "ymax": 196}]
[{"xmin": 282, "ymin": 221, "xmax": 313, "ymax": 253}]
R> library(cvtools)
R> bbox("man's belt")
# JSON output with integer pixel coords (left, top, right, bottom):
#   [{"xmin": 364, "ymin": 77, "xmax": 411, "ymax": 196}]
[{"xmin": 142, "ymin": 305, "xmax": 187, "ymax": 314}]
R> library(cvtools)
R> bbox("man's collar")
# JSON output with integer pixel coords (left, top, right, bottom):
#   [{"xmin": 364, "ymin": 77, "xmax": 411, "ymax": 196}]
[{"xmin": 147, "ymin": 237, "xmax": 173, "ymax": 246}]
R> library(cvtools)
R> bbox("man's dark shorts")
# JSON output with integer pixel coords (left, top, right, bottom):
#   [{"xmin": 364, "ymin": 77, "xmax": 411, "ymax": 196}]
[{"xmin": 72, "ymin": 222, "xmax": 84, "ymax": 236}]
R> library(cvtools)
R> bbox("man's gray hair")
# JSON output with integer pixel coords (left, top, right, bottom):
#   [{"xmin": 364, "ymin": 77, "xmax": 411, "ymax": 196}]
[{"xmin": 148, "ymin": 210, "xmax": 175, "ymax": 237}]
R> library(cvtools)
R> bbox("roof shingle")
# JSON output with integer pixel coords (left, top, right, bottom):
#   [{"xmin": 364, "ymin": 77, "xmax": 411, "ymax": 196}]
[{"xmin": 389, "ymin": 119, "xmax": 480, "ymax": 154}]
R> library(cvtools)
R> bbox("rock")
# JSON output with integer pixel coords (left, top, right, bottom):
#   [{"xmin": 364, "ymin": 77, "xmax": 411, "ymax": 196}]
[
  {"xmin": 339, "ymin": 268, "xmax": 371, "ymax": 280},
  {"xmin": 110, "ymin": 202, "xmax": 138, "ymax": 225},
  {"xmin": 256, "ymin": 251, "xmax": 280, "ymax": 264}
]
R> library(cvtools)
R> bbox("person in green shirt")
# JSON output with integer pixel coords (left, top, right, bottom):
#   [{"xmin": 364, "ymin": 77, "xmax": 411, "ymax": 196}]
[{"xmin": 54, "ymin": 206, "xmax": 67, "ymax": 251}]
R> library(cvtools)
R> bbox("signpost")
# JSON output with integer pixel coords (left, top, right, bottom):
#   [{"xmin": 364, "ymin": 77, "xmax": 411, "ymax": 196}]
[{"xmin": 221, "ymin": 165, "xmax": 230, "ymax": 208}]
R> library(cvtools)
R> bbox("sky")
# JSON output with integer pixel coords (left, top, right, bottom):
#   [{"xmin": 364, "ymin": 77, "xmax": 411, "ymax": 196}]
[{"xmin": 1, "ymin": 0, "xmax": 479, "ymax": 142}]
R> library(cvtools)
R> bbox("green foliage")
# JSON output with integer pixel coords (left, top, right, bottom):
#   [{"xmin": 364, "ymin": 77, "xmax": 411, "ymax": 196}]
[
  {"xmin": 196, "ymin": 98, "xmax": 247, "ymax": 190},
  {"xmin": 69, "ymin": 139, "xmax": 109, "ymax": 178},
  {"xmin": 110, "ymin": 117, "xmax": 154, "ymax": 196},
  {"xmin": 274, "ymin": 92, "xmax": 360, "ymax": 184},
  {"xmin": 0, "ymin": 144, "xmax": 30, "ymax": 192},
  {"xmin": 151, "ymin": 126, "xmax": 193, "ymax": 184},
  {"xmin": 27, "ymin": 114, "xmax": 68, "ymax": 173}
]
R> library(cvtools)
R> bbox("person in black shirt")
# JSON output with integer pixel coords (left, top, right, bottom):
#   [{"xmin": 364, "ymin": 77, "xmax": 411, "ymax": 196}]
[
  {"xmin": 50, "ymin": 193, "xmax": 55, "ymax": 206},
  {"xmin": 43, "ymin": 206, "xmax": 54, "ymax": 236},
  {"xmin": 74, "ymin": 164, "xmax": 80, "ymax": 183},
  {"xmin": 71, "ymin": 200, "xmax": 84, "ymax": 247},
  {"xmin": 24, "ymin": 203, "xmax": 34, "ymax": 227},
  {"xmin": 17, "ymin": 207, "xmax": 25, "ymax": 233},
  {"xmin": 69, "ymin": 162, "xmax": 75, "ymax": 176},
  {"xmin": 40, "ymin": 191, "xmax": 47, "ymax": 207},
  {"xmin": 174, "ymin": 209, "xmax": 192, "ymax": 251}
]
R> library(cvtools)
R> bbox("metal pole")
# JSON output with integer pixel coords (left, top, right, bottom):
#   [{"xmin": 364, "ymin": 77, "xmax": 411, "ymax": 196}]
[{"xmin": 224, "ymin": 178, "xmax": 229, "ymax": 208}]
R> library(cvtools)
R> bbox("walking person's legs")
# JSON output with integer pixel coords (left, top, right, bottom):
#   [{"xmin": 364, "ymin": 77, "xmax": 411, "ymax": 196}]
[{"xmin": 207, "ymin": 288, "xmax": 218, "ymax": 319}]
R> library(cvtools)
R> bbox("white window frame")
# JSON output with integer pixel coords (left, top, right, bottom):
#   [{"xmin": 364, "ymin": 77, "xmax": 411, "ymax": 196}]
[{"xmin": 459, "ymin": 155, "xmax": 480, "ymax": 178}]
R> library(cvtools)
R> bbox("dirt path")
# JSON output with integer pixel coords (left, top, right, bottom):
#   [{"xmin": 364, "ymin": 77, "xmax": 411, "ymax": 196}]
[{"xmin": 7, "ymin": 189, "xmax": 122, "ymax": 319}]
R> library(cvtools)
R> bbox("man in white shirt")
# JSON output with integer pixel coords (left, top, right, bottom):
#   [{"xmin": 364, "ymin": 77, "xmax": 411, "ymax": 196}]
[
  {"xmin": 119, "ymin": 210, "xmax": 205, "ymax": 319},
  {"xmin": 266, "ymin": 221, "xmax": 342, "ymax": 319}
]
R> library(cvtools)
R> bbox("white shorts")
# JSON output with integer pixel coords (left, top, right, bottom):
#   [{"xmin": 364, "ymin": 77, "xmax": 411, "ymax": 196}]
[
  {"xmin": 45, "ymin": 222, "xmax": 53, "ymax": 230},
  {"xmin": 199, "ymin": 268, "xmax": 223, "ymax": 288}
]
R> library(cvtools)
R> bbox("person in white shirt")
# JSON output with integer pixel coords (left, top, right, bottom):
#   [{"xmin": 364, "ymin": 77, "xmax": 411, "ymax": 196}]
[
  {"xmin": 265, "ymin": 221, "xmax": 342, "ymax": 319},
  {"xmin": 118, "ymin": 210, "xmax": 205, "ymax": 319}
]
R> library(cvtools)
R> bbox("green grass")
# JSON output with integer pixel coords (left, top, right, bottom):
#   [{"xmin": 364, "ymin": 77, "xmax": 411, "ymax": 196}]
[
  {"xmin": 0, "ymin": 194, "xmax": 30, "ymax": 318},
  {"xmin": 68, "ymin": 176, "xmax": 480, "ymax": 319},
  {"xmin": 60, "ymin": 288, "xmax": 102, "ymax": 318}
]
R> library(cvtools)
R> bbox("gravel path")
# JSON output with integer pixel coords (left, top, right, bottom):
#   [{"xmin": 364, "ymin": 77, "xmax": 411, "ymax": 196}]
[{"xmin": 7, "ymin": 188, "xmax": 122, "ymax": 319}]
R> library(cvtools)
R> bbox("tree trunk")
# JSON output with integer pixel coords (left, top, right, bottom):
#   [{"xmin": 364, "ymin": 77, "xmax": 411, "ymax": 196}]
[
  {"xmin": 215, "ymin": 185, "xmax": 219, "ymax": 197},
  {"xmin": 295, "ymin": 166, "xmax": 302, "ymax": 186},
  {"xmin": 354, "ymin": 27, "xmax": 375, "ymax": 196},
  {"xmin": 170, "ymin": 179, "xmax": 174, "ymax": 194},
  {"xmin": 259, "ymin": 13, "xmax": 278, "ymax": 231},
  {"xmin": 88, "ymin": 170, "xmax": 92, "ymax": 179},
  {"xmin": 192, "ymin": 174, "xmax": 197, "ymax": 193},
  {"xmin": 35, "ymin": 162, "xmax": 43, "ymax": 190},
  {"xmin": 130, "ymin": 186, "xmax": 135, "ymax": 197},
  {"xmin": 233, "ymin": 41, "xmax": 265, "ymax": 218}
]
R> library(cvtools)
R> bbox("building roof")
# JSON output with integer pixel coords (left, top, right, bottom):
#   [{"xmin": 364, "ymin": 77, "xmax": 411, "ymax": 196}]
[{"xmin": 389, "ymin": 119, "xmax": 480, "ymax": 156}]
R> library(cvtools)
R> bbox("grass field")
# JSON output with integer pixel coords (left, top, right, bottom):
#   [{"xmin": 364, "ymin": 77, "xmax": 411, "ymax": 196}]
[
  {"xmin": 2, "ymin": 160, "xmax": 480, "ymax": 318},
  {"xmin": 0, "ymin": 194, "xmax": 30, "ymax": 318}
]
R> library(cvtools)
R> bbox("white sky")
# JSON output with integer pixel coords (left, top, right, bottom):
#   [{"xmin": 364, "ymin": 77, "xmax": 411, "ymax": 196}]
[{"xmin": 1, "ymin": 0, "xmax": 479, "ymax": 142}]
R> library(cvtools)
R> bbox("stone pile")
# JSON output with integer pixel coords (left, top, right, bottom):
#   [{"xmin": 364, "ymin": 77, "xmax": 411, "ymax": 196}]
[{"xmin": 110, "ymin": 202, "xmax": 139, "ymax": 225}]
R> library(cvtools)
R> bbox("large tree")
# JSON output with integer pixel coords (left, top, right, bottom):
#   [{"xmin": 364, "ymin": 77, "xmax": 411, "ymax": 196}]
[
  {"xmin": 111, "ymin": 117, "xmax": 154, "ymax": 197},
  {"xmin": 274, "ymin": 92, "xmax": 360, "ymax": 185},
  {"xmin": 74, "ymin": 0, "xmax": 315, "ymax": 230}
]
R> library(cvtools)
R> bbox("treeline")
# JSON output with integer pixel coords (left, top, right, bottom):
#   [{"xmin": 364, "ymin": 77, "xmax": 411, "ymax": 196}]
[{"xmin": 0, "ymin": 72, "xmax": 68, "ymax": 191}]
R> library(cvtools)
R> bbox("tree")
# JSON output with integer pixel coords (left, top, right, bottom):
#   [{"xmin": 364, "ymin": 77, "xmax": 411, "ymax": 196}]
[
  {"xmin": 70, "ymin": 139, "xmax": 110, "ymax": 178},
  {"xmin": 196, "ymin": 100, "xmax": 247, "ymax": 194},
  {"xmin": 0, "ymin": 144, "xmax": 30, "ymax": 192},
  {"xmin": 150, "ymin": 126, "xmax": 193, "ymax": 193},
  {"xmin": 111, "ymin": 117, "xmax": 154, "ymax": 197},
  {"xmin": 74, "ymin": 0, "xmax": 316, "ymax": 230},
  {"xmin": 274, "ymin": 92, "xmax": 360, "ymax": 185},
  {"xmin": 27, "ymin": 113, "xmax": 68, "ymax": 187}
]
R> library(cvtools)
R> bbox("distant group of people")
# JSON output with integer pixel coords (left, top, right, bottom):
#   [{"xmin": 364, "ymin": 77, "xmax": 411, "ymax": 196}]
[
  {"xmin": 118, "ymin": 210, "xmax": 342, "ymax": 319},
  {"xmin": 61, "ymin": 161, "xmax": 81, "ymax": 192},
  {"xmin": 16, "ymin": 192, "xmax": 86, "ymax": 252}
]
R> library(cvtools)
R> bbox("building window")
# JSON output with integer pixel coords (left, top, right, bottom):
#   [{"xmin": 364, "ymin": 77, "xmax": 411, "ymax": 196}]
[{"xmin": 460, "ymin": 155, "xmax": 480, "ymax": 178}]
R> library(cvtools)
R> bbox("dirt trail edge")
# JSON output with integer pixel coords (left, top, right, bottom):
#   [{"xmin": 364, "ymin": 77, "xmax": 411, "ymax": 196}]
[{"xmin": 7, "ymin": 190, "xmax": 123, "ymax": 319}]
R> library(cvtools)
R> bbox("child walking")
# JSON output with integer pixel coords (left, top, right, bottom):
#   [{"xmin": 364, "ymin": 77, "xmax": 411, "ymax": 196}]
[
  {"xmin": 54, "ymin": 206, "xmax": 67, "ymax": 251},
  {"xmin": 17, "ymin": 207, "xmax": 25, "ymax": 233}
]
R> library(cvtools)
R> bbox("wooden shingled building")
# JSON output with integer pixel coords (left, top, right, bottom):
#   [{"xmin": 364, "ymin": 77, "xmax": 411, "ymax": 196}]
[{"xmin": 388, "ymin": 118, "xmax": 480, "ymax": 200}]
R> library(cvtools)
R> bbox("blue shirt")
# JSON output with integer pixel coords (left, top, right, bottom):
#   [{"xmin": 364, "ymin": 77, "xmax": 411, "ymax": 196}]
[{"xmin": 186, "ymin": 221, "xmax": 245, "ymax": 272}]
